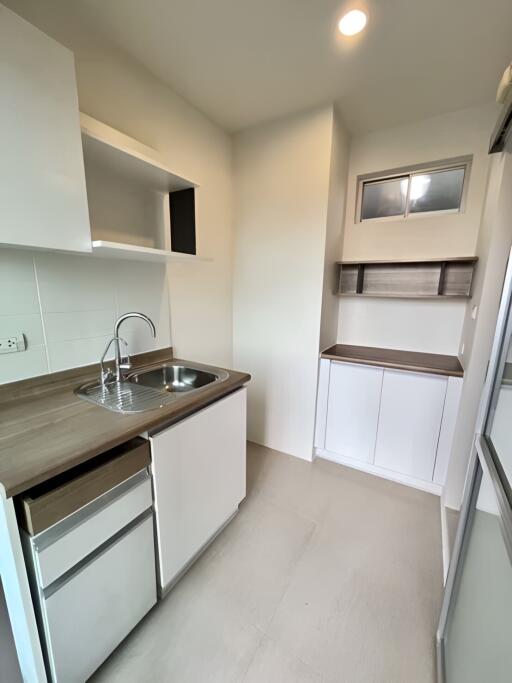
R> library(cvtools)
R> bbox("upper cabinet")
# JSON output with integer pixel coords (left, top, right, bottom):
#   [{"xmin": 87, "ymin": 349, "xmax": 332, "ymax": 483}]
[
  {"xmin": 80, "ymin": 114, "xmax": 202, "ymax": 263},
  {"xmin": 0, "ymin": 6, "xmax": 91, "ymax": 253}
]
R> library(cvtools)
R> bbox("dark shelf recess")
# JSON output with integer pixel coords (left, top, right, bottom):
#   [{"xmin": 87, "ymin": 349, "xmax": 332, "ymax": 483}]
[
  {"xmin": 336, "ymin": 257, "xmax": 478, "ymax": 299},
  {"xmin": 169, "ymin": 187, "xmax": 196, "ymax": 255}
]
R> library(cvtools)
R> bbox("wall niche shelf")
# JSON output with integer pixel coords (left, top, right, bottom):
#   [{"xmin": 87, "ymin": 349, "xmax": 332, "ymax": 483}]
[
  {"xmin": 81, "ymin": 113, "xmax": 206, "ymax": 262},
  {"xmin": 91, "ymin": 241, "xmax": 211, "ymax": 263},
  {"xmin": 336, "ymin": 257, "xmax": 478, "ymax": 299}
]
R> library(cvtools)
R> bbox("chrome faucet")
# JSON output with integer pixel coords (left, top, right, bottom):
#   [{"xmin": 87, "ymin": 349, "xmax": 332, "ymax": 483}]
[{"xmin": 100, "ymin": 312, "xmax": 156, "ymax": 386}]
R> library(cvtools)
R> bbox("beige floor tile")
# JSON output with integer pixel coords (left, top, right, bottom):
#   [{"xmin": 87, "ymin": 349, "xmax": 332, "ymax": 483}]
[
  {"xmin": 197, "ymin": 492, "xmax": 316, "ymax": 631},
  {"xmin": 92, "ymin": 572, "xmax": 264, "ymax": 683},
  {"xmin": 246, "ymin": 442, "xmax": 343, "ymax": 524},
  {"xmin": 266, "ymin": 460, "xmax": 442, "ymax": 683},
  {"xmin": 242, "ymin": 636, "xmax": 322, "ymax": 683},
  {"xmin": 92, "ymin": 444, "xmax": 442, "ymax": 683}
]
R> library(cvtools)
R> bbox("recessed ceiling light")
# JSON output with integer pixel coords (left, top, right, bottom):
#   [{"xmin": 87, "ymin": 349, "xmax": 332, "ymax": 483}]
[{"xmin": 338, "ymin": 9, "xmax": 367, "ymax": 36}]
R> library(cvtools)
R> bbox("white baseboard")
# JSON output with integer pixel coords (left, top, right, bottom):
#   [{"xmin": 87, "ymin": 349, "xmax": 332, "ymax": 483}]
[{"xmin": 315, "ymin": 447, "xmax": 443, "ymax": 496}]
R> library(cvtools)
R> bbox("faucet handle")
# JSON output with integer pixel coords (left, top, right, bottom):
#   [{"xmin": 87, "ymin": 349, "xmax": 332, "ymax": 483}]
[
  {"xmin": 118, "ymin": 337, "xmax": 131, "ymax": 371},
  {"xmin": 100, "ymin": 337, "xmax": 117, "ymax": 386}
]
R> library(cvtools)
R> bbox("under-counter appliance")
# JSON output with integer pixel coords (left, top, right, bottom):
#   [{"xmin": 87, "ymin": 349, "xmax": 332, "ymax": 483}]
[
  {"xmin": 18, "ymin": 438, "xmax": 157, "ymax": 683},
  {"xmin": 437, "ymin": 132, "xmax": 512, "ymax": 682}
]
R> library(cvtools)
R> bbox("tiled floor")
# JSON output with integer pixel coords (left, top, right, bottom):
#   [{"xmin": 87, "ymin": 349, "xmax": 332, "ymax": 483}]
[{"xmin": 92, "ymin": 443, "xmax": 443, "ymax": 683}]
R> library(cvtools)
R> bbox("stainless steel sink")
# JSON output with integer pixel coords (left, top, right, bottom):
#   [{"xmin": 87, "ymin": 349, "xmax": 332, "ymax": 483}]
[
  {"xmin": 76, "ymin": 362, "xmax": 229, "ymax": 414},
  {"xmin": 128, "ymin": 364, "xmax": 227, "ymax": 393}
]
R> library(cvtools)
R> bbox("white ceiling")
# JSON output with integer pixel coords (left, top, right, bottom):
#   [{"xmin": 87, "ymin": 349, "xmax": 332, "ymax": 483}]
[{"xmin": 6, "ymin": 0, "xmax": 512, "ymax": 133}]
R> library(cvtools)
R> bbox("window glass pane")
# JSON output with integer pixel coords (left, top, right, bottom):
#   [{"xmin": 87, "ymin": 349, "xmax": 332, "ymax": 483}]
[
  {"xmin": 409, "ymin": 167, "xmax": 465, "ymax": 214},
  {"xmin": 360, "ymin": 177, "xmax": 408, "ymax": 220}
]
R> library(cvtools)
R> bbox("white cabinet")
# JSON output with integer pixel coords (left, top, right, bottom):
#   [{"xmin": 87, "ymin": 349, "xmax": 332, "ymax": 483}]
[
  {"xmin": 43, "ymin": 516, "xmax": 156, "ymax": 683},
  {"xmin": 315, "ymin": 358, "xmax": 462, "ymax": 492},
  {"xmin": 0, "ymin": 6, "xmax": 91, "ymax": 252},
  {"xmin": 150, "ymin": 389, "xmax": 247, "ymax": 592},
  {"xmin": 325, "ymin": 362, "xmax": 383, "ymax": 463},
  {"xmin": 374, "ymin": 370, "xmax": 447, "ymax": 481}
]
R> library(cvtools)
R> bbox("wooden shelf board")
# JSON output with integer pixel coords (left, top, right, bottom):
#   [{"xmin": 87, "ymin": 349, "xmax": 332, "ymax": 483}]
[
  {"xmin": 91, "ymin": 241, "xmax": 211, "ymax": 263},
  {"xmin": 336, "ymin": 257, "xmax": 476, "ymax": 298},
  {"xmin": 321, "ymin": 343, "xmax": 464, "ymax": 378},
  {"xmin": 337, "ymin": 256, "xmax": 478, "ymax": 265},
  {"xmin": 337, "ymin": 292, "xmax": 470, "ymax": 299}
]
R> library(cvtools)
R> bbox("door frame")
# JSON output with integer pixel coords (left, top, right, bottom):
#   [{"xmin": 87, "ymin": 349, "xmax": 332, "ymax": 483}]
[{"xmin": 436, "ymin": 243, "xmax": 512, "ymax": 681}]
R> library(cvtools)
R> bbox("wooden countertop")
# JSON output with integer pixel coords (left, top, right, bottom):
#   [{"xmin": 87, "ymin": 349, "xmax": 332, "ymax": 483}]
[
  {"xmin": 0, "ymin": 348, "xmax": 250, "ymax": 499},
  {"xmin": 321, "ymin": 344, "xmax": 464, "ymax": 378}
]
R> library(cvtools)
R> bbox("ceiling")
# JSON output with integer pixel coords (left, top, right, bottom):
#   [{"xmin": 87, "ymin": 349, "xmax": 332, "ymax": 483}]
[{"xmin": 6, "ymin": 0, "xmax": 512, "ymax": 134}]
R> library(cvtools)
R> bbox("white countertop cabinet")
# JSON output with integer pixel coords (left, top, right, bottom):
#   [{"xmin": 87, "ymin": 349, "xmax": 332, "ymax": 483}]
[
  {"xmin": 0, "ymin": 6, "xmax": 91, "ymax": 253},
  {"xmin": 150, "ymin": 389, "xmax": 247, "ymax": 593},
  {"xmin": 315, "ymin": 358, "xmax": 462, "ymax": 494}
]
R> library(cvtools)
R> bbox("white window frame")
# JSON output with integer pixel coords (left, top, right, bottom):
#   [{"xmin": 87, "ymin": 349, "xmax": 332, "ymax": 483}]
[{"xmin": 356, "ymin": 156, "xmax": 472, "ymax": 224}]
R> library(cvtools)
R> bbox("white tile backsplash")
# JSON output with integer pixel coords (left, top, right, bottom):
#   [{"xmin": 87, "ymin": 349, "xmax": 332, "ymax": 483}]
[
  {"xmin": 0, "ymin": 281, "xmax": 40, "ymax": 316},
  {"xmin": 44, "ymin": 310, "xmax": 116, "ymax": 342},
  {"xmin": 0, "ymin": 346, "xmax": 48, "ymax": 384},
  {"xmin": 0, "ymin": 250, "xmax": 35, "ymax": 281},
  {"xmin": 0, "ymin": 249, "xmax": 172, "ymax": 384},
  {"xmin": 115, "ymin": 261, "xmax": 171, "ymax": 354},
  {"xmin": 47, "ymin": 335, "xmax": 114, "ymax": 373},
  {"xmin": 35, "ymin": 252, "xmax": 117, "ymax": 313},
  {"xmin": 0, "ymin": 314, "xmax": 45, "ymax": 347}
]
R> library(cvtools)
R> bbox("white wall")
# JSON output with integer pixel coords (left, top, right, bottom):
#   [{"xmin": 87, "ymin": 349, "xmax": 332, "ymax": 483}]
[
  {"xmin": 4, "ymin": 0, "xmax": 235, "ymax": 370},
  {"xmin": 233, "ymin": 106, "xmax": 341, "ymax": 460},
  {"xmin": 337, "ymin": 298, "xmax": 466, "ymax": 355},
  {"xmin": 319, "ymin": 109, "xmax": 350, "ymax": 351},
  {"xmin": 0, "ymin": 249, "xmax": 171, "ymax": 384},
  {"xmin": 336, "ymin": 104, "xmax": 497, "ymax": 354},
  {"xmin": 444, "ymin": 145, "xmax": 512, "ymax": 509},
  {"xmin": 342, "ymin": 104, "xmax": 497, "ymax": 261}
]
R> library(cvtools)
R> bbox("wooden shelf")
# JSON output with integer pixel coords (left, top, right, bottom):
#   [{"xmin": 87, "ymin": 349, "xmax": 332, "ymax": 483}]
[
  {"xmin": 321, "ymin": 344, "xmax": 464, "ymax": 377},
  {"xmin": 336, "ymin": 257, "xmax": 477, "ymax": 299},
  {"xmin": 91, "ymin": 241, "xmax": 211, "ymax": 263}
]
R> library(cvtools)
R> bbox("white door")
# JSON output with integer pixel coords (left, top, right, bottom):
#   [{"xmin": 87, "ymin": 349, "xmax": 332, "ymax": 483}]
[
  {"xmin": 0, "ymin": 6, "xmax": 91, "ymax": 252},
  {"xmin": 150, "ymin": 389, "xmax": 247, "ymax": 591},
  {"xmin": 374, "ymin": 370, "xmax": 447, "ymax": 481},
  {"xmin": 325, "ymin": 362, "xmax": 383, "ymax": 463}
]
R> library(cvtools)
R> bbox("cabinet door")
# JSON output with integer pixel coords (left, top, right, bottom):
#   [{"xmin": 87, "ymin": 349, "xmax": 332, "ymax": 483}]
[
  {"xmin": 374, "ymin": 370, "xmax": 447, "ymax": 481},
  {"xmin": 325, "ymin": 362, "xmax": 383, "ymax": 463},
  {"xmin": 0, "ymin": 6, "xmax": 91, "ymax": 252},
  {"xmin": 150, "ymin": 389, "xmax": 246, "ymax": 591}
]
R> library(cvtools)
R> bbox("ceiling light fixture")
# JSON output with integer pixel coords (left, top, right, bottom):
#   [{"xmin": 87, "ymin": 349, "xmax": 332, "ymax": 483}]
[{"xmin": 338, "ymin": 9, "xmax": 367, "ymax": 36}]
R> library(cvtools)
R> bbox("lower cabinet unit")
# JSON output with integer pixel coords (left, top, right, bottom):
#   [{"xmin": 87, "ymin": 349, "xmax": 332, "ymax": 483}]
[
  {"xmin": 325, "ymin": 362, "xmax": 383, "ymax": 463},
  {"xmin": 150, "ymin": 388, "xmax": 247, "ymax": 593},
  {"xmin": 315, "ymin": 357, "xmax": 463, "ymax": 492},
  {"xmin": 373, "ymin": 370, "xmax": 447, "ymax": 481},
  {"xmin": 43, "ymin": 515, "xmax": 155, "ymax": 683},
  {"xmin": 20, "ymin": 453, "xmax": 156, "ymax": 683}
]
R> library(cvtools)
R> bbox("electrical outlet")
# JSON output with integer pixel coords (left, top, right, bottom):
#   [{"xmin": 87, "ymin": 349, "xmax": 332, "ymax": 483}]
[{"xmin": 0, "ymin": 334, "xmax": 26, "ymax": 355}]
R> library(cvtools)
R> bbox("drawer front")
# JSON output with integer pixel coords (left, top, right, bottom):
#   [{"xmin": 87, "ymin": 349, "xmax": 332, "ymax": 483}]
[
  {"xmin": 43, "ymin": 515, "xmax": 156, "ymax": 683},
  {"xmin": 34, "ymin": 471, "xmax": 152, "ymax": 589},
  {"xmin": 19, "ymin": 438, "xmax": 150, "ymax": 536}
]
